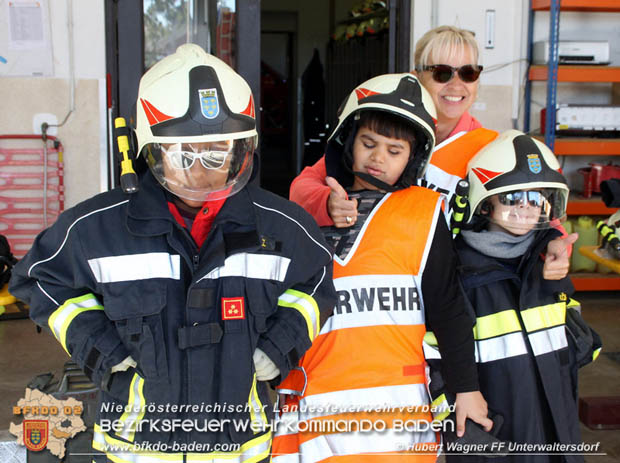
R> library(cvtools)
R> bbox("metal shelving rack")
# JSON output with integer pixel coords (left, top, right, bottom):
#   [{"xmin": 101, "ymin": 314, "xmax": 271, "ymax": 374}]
[{"xmin": 524, "ymin": 0, "xmax": 620, "ymax": 291}]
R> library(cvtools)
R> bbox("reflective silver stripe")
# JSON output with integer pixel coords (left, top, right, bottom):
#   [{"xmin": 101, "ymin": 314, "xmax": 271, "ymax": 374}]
[
  {"xmin": 94, "ymin": 425, "xmax": 272, "ymax": 462},
  {"xmin": 88, "ymin": 253, "xmax": 181, "ymax": 283},
  {"xmin": 117, "ymin": 373, "xmax": 145, "ymax": 442},
  {"xmin": 199, "ymin": 253, "xmax": 290, "ymax": 282},
  {"xmin": 48, "ymin": 294, "xmax": 103, "ymax": 354},
  {"xmin": 278, "ymin": 290, "xmax": 320, "ymax": 341},
  {"xmin": 271, "ymin": 453, "xmax": 300, "ymax": 463},
  {"xmin": 422, "ymin": 160, "xmax": 461, "ymax": 199},
  {"xmin": 422, "ymin": 340, "xmax": 441, "ymax": 360},
  {"xmin": 528, "ymin": 325, "xmax": 568, "ymax": 357},
  {"xmin": 299, "ymin": 383, "xmax": 429, "ymax": 421},
  {"xmin": 475, "ymin": 332, "xmax": 528, "ymax": 363},
  {"xmin": 298, "ymin": 426, "xmax": 437, "ymax": 462}
]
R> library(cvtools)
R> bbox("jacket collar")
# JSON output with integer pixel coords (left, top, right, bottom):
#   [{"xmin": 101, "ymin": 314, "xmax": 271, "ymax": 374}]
[
  {"xmin": 125, "ymin": 171, "xmax": 259, "ymax": 237},
  {"xmin": 457, "ymin": 228, "xmax": 562, "ymax": 290}
]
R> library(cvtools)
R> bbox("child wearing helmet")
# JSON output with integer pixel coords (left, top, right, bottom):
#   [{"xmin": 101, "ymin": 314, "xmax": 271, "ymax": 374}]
[
  {"xmin": 427, "ymin": 130, "xmax": 601, "ymax": 462},
  {"xmin": 271, "ymin": 73, "xmax": 492, "ymax": 462},
  {"xmin": 10, "ymin": 44, "xmax": 337, "ymax": 462}
]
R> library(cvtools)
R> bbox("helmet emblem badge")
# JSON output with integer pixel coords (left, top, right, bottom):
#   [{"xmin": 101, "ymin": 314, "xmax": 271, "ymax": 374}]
[
  {"xmin": 199, "ymin": 88, "xmax": 220, "ymax": 119},
  {"xmin": 527, "ymin": 154, "xmax": 542, "ymax": 174}
]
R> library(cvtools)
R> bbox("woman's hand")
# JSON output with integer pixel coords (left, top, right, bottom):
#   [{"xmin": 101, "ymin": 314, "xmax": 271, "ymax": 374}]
[
  {"xmin": 454, "ymin": 391, "xmax": 493, "ymax": 437},
  {"xmin": 326, "ymin": 176, "xmax": 358, "ymax": 228}
]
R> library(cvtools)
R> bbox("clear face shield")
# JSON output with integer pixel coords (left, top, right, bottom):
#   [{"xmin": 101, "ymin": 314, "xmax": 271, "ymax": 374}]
[
  {"xmin": 145, "ymin": 136, "xmax": 255, "ymax": 204},
  {"xmin": 478, "ymin": 188, "xmax": 568, "ymax": 235}
]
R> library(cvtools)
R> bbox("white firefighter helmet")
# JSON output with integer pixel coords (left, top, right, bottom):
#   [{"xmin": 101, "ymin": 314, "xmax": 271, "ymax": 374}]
[
  {"xmin": 136, "ymin": 43, "xmax": 257, "ymax": 203},
  {"xmin": 325, "ymin": 73, "xmax": 437, "ymax": 191},
  {"xmin": 466, "ymin": 129, "xmax": 569, "ymax": 232}
]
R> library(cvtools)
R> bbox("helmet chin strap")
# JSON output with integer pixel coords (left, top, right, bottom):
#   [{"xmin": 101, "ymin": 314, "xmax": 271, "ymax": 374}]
[{"xmin": 352, "ymin": 171, "xmax": 398, "ymax": 192}]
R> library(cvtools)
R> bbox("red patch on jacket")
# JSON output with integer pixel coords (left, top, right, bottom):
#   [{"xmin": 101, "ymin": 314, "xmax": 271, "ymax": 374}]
[{"xmin": 221, "ymin": 297, "xmax": 245, "ymax": 320}]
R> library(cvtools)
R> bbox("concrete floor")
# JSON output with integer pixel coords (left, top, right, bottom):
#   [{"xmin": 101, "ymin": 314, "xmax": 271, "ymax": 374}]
[{"xmin": 0, "ymin": 292, "xmax": 618, "ymax": 462}]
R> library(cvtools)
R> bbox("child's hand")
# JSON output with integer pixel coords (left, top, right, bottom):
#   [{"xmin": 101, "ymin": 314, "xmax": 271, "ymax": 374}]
[
  {"xmin": 326, "ymin": 176, "xmax": 358, "ymax": 227},
  {"xmin": 543, "ymin": 233, "xmax": 578, "ymax": 280},
  {"xmin": 454, "ymin": 391, "xmax": 493, "ymax": 437}
]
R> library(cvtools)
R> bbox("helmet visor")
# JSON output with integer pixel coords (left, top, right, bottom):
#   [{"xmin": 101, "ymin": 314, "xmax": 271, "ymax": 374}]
[
  {"xmin": 479, "ymin": 188, "xmax": 567, "ymax": 234},
  {"xmin": 146, "ymin": 137, "xmax": 255, "ymax": 203}
]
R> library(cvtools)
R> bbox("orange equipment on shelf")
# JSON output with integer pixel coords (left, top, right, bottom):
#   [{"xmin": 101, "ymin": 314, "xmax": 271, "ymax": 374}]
[{"xmin": 0, "ymin": 134, "xmax": 64, "ymax": 258}]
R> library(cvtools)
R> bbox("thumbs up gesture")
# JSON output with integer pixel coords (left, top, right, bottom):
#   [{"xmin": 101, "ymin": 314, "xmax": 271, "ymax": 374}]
[
  {"xmin": 543, "ymin": 232, "xmax": 579, "ymax": 280},
  {"xmin": 326, "ymin": 176, "xmax": 358, "ymax": 228}
]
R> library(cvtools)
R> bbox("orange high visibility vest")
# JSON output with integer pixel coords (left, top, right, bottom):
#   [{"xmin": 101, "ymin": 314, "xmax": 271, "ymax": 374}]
[
  {"xmin": 423, "ymin": 127, "xmax": 498, "ymax": 198},
  {"xmin": 272, "ymin": 187, "xmax": 443, "ymax": 463}
]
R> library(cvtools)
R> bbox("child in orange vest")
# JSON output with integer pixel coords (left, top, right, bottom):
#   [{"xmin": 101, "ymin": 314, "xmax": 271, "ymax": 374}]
[{"xmin": 271, "ymin": 73, "xmax": 492, "ymax": 463}]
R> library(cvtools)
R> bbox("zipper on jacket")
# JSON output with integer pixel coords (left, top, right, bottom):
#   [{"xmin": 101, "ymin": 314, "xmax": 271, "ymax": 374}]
[{"xmin": 192, "ymin": 254, "xmax": 199, "ymax": 271}]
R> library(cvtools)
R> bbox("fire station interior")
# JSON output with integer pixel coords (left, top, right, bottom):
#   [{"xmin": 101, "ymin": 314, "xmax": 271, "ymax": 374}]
[{"xmin": 1, "ymin": 1, "xmax": 620, "ymax": 462}]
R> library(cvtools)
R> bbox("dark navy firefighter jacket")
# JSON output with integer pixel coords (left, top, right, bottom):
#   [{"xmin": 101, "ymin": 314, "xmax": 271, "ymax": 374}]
[{"xmin": 10, "ymin": 171, "xmax": 336, "ymax": 460}]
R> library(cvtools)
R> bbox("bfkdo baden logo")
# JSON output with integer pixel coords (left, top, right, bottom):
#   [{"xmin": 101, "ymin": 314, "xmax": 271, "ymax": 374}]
[
  {"xmin": 10, "ymin": 388, "xmax": 86, "ymax": 459},
  {"xmin": 23, "ymin": 420, "xmax": 49, "ymax": 451}
]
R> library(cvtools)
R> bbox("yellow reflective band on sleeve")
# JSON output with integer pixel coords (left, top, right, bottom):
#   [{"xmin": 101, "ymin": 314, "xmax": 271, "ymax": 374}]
[
  {"xmin": 118, "ymin": 373, "xmax": 145, "ymax": 443},
  {"xmin": 567, "ymin": 298, "xmax": 581, "ymax": 310},
  {"xmin": 473, "ymin": 309, "xmax": 521, "ymax": 340},
  {"xmin": 248, "ymin": 373, "xmax": 268, "ymax": 435},
  {"xmin": 48, "ymin": 293, "xmax": 104, "ymax": 354},
  {"xmin": 593, "ymin": 347, "xmax": 602, "ymax": 362},
  {"xmin": 277, "ymin": 289, "xmax": 320, "ymax": 341},
  {"xmin": 521, "ymin": 302, "xmax": 565, "ymax": 333},
  {"xmin": 430, "ymin": 393, "xmax": 451, "ymax": 421},
  {"xmin": 423, "ymin": 331, "xmax": 438, "ymax": 347},
  {"xmin": 93, "ymin": 424, "xmax": 272, "ymax": 462}
]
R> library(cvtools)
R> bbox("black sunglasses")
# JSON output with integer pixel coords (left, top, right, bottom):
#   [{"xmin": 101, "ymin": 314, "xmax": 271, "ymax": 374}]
[
  {"xmin": 497, "ymin": 190, "xmax": 544, "ymax": 208},
  {"xmin": 420, "ymin": 64, "xmax": 483, "ymax": 84}
]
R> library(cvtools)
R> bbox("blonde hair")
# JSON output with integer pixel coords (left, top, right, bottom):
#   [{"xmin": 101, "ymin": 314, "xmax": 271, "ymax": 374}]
[{"xmin": 414, "ymin": 25, "xmax": 480, "ymax": 69}]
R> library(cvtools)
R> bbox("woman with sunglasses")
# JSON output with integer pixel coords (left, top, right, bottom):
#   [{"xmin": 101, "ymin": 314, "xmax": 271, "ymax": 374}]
[
  {"xmin": 288, "ymin": 25, "xmax": 574, "ymax": 280},
  {"xmin": 414, "ymin": 25, "xmax": 484, "ymax": 146}
]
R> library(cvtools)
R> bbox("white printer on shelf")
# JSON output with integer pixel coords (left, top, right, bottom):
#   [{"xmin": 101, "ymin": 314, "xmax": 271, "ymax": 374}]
[{"xmin": 533, "ymin": 41, "xmax": 610, "ymax": 65}]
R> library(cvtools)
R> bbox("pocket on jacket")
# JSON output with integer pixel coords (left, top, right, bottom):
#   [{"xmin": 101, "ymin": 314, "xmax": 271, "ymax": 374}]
[
  {"xmin": 103, "ymin": 281, "xmax": 169, "ymax": 380},
  {"xmin": 245, "ymin": 280, "xmax": 281, "ymax": 334}
]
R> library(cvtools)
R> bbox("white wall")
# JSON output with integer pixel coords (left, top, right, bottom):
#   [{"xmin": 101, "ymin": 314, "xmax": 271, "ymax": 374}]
[{"xmin": 0, "ymin": 0, "xmax": 107, "ymax": 209}]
